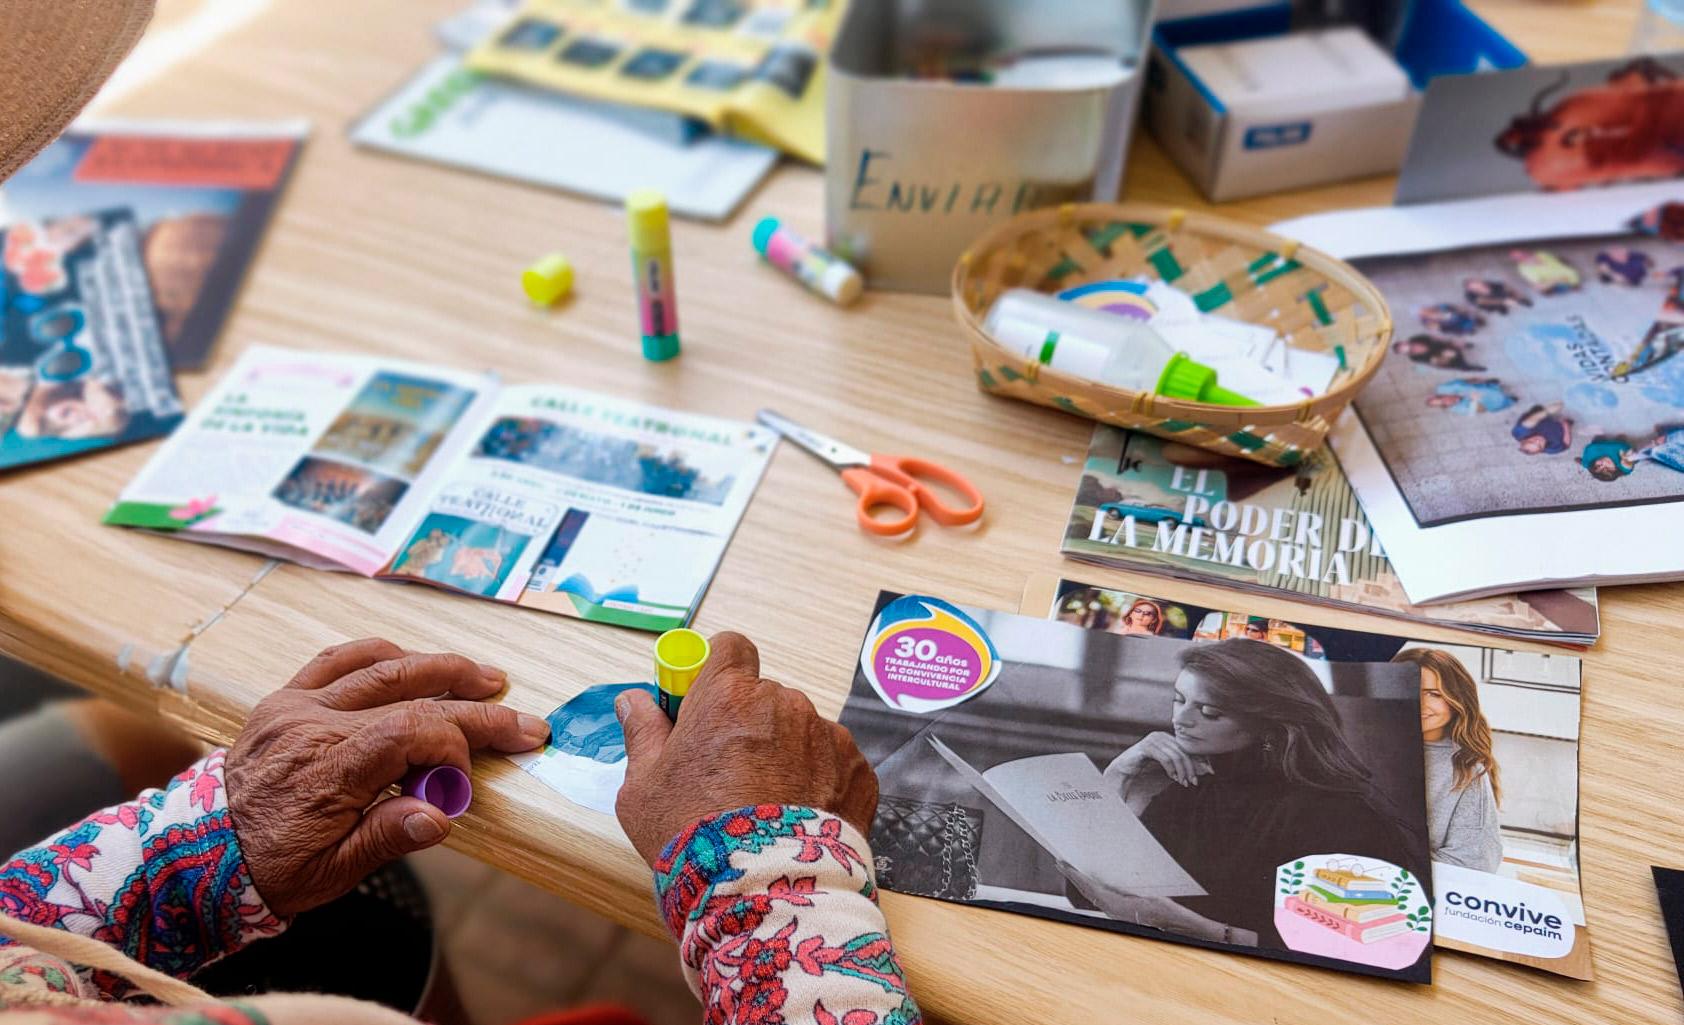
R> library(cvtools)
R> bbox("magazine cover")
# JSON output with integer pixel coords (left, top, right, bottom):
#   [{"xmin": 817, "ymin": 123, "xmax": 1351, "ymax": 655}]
[
  {"xmin": 1027, "ymin": 575, "xmax": 1593, "ymax": 979},
  {"xmin": 0, "ymin": 210, "xmax": 184, "ymax": 472},
  {"xmin": 1397, "ymin": 55, "xmax": 1684, "ymax": 204},
  {"xmin": 0, "ymin": 120, "xmax": 307, "ymax": 369},
  {"xmin": 839, "ymin": 591, "xmax": 1435, "ymax": 982},
  {"xmin": 1060, "ymin": 425, "xmax": 1599, "ymax": 643},
  {"xmin": 105, "ymin": 345, "xmax": 775, "ymax": 631},
  {"xmin": 464, "ymin": 0, "xmax": 841, "ymax": 162},
  {"xmin": 1276, "ymin": 183, "xmax": 1684, "ymax": 601}
]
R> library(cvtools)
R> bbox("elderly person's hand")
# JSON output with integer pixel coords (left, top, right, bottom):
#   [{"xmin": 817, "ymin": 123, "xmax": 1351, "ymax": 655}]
[
  {"xmin": 613, "ymin": 632, "xmax": 877, "ymax": 866},
  {"xmin": 225, "ymin": 639, "xmax": 551, "ymax": 917}
]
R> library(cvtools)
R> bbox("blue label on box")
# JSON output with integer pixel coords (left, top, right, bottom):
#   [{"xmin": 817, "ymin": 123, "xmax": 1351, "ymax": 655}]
[{"xmin": 1243, "ymin": 122, "xmax": 1312, "ymax": 149}]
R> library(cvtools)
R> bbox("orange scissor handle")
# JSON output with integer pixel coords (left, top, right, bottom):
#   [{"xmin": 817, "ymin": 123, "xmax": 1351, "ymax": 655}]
[
  {"xmin": 870, "ymin": 453, "xmax": 985, "ymax": 527},
  {"xmin": 841, "ymin": 466, "xmax": 920, "ymax": 536}
]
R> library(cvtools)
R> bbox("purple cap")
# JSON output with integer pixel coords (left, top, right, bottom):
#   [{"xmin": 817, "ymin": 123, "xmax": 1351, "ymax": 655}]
[{"xmin": 401, "ymin": 765, "xmax": 472, "ymax": 819}]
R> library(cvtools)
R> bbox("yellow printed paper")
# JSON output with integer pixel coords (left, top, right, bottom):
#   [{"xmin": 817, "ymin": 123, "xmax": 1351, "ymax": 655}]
[{"xmin": 465, "ymin": 0, "xmax": 845, "ymax": 163}]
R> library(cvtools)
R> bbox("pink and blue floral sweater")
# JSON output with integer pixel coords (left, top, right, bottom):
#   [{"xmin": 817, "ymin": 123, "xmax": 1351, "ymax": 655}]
[{"xmin": 0, "ymin": 751, "xmax": 921, "ymax": 1025}]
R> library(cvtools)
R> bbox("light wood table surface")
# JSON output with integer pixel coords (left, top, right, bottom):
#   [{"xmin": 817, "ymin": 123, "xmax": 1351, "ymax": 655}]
[{"xmin": 4, "ymin": 1, "xmax": 1682, "ymax": 1022}]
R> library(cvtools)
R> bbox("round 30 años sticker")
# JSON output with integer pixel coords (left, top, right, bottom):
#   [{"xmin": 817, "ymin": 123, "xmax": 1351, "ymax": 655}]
[{"xmin": 859, "ymin": 595, "xmax": 1001, "ymax": 713}]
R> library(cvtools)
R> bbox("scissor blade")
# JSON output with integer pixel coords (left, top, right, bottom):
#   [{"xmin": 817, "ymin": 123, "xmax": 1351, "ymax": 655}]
[{"xmin": 756, "ymin": 409, "xmax": 870, "ymax": 469}]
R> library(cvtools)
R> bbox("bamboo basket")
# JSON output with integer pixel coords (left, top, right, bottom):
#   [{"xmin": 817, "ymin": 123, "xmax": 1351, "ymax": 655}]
[{"xmin": 951, "ymin": 202, "xmax": 1392, "ymax": 467}]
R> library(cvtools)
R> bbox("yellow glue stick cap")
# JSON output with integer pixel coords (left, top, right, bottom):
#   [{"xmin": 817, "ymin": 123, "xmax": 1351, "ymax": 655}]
[
  {"xmin": 654, "ymin": 628, "xmax": 709, "ymax": 697},
  {"xmin": 625, "ymin": 189, "xmax": 671, "ymax": 251},
  {"xmin": 522, "ymin": 253, "xmax": 573, "ymax": 306}
]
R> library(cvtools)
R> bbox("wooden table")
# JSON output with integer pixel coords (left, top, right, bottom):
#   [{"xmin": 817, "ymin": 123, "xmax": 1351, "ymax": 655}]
[{"xmin": 4, "ymin": 1, "xmax": 1681, "ymax": 1021}]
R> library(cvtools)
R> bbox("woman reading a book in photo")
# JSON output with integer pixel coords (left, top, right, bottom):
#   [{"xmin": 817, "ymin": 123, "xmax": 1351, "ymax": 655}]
[
  {"xmin": 1393, "ymin": 647, "xmax": 1504, "ymax": 873},
  {"xmin": 1058, "ymin": 639, "xmax": 1415, "ymax": 949}
]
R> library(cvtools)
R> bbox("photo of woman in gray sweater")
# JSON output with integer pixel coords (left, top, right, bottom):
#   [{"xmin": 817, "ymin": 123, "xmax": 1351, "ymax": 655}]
[{"xmin": 1393, "ymin": 648, "xmax": 1504, "ymax": 873}]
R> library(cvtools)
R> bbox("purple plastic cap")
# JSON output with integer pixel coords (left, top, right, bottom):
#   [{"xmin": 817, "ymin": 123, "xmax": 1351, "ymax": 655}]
[{"xmin": 401, "ymin": 765, "xmax": 472, "ymax": 819}]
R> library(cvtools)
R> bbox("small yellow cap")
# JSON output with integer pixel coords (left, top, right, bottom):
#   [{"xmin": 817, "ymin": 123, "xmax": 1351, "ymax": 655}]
[
  {"xmin": 522, "ymin": 253, "xmax": 573, "ymax": 306},
  {"xmin": 625, "ymin": 189, "xmax": 671, "ymax": 252},
  {"xmin": 654, "ymin": 628, "xmax": 709, "ymax": 698}
]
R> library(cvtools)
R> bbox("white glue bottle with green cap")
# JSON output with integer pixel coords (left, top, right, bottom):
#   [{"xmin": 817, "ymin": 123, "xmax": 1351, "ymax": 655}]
[{"xmin": 982, "ymin": 288, "xmax": 1258, "ymax": 406}]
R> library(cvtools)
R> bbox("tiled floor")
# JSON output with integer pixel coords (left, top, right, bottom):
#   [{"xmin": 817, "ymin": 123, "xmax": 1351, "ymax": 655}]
[{"xmin": 409, "ymin": 845, "xmax": 700, "ymax": 1025}]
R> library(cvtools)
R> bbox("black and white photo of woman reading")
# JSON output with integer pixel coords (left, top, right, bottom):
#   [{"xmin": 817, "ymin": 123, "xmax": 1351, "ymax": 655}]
[{"xmin": 1056, "ymin": 639, "xmax": 1421, "ymax": 950}]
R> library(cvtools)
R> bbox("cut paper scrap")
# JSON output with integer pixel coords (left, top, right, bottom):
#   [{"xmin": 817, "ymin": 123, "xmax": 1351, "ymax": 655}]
[
  {"xmin": 508, "ymin": 682, "xmax": 654, "ymax": 815},
  {"xmin": 1274, "ymin": 853, "xmax": 1431, "ymax": 970}
]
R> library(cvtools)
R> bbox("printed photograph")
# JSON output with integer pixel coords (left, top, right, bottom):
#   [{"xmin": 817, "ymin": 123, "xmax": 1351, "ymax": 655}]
[
  {"xmin": 841, "ymin": 593, "xmax": 1433, "ymax": 981},
  {"xmin": 1042, "ymin": 579, "xmax": 1593, "ymax": 978},
  {"xmin": 271, "ymin": 455, "xmax": 409, "ymax": 534},
  {"xmin": 313, "ymin": 371, "xmax": 477, "ymax": 479},
  {"xmin": 1399, "ymin": 55, "xmax": 1684, "ymax": 203},
  {"xmin": 0, "ymin": 126, "xmax": 303, "ymax": 368},
  {"xmin": 388, "ymin": 511, "xmax": 532, "ymax": 597},
  {"xmin": 475, "ymin": 415, "xmax": 737, "ymax": 503},
  {"xmin": 0, "ymin": 211, "xmax": 185, "ymax": 472},
  {"xmin": 1351, "ymin": 223, "xmax": 1684, "ymax": 526}
]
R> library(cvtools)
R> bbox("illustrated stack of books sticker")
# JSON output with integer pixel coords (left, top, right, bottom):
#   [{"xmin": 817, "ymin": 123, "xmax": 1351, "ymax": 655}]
[{"xmin": 1279, "ymin": 861, "xmax": 1427, "ymax": 952}]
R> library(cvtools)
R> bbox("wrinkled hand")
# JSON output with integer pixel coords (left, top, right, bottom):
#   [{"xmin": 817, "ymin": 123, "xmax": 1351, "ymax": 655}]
[
  {"xmin": 613, "ymin": 632, "xmax": 878, "ymax": 867},
  {"xmin": 1103, "ymin": 732, "xmax": 1212, "ymax": 790},
  {"xmin": 226, "ymin": 639, "xmax": 551, "ymax": 917}
]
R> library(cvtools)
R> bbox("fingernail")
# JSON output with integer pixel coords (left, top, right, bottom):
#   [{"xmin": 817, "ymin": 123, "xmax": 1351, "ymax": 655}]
[
  {"xmin": 518, "ymin": 713, "xmax": 550, "ymax": 742},
  {"xmin": 405, "ymin": 812, "xmax": 445, "ymax": 845},
  {"xmin": 614, "ymin": 694, "xmax": 631, "ymax": 722},
  {"xmin": 480, "ymin": 665, "xmax": 508, "ymax": 684}
]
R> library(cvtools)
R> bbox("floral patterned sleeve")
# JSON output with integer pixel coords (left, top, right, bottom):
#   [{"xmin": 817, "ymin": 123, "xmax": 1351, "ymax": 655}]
[
  {"xmin": 654, "ymin": 805, "xmax": 921, "ymax": 1025},
  {"xmin": 0, "ymin": 748, "xmax": 285, "ymax": 996}
]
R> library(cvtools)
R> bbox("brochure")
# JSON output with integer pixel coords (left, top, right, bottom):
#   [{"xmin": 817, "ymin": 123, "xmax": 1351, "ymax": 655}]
[
  {"xmin": 0, "ymin": 210, "xmax": 184, "ymax": 472},
  {"xmin": 0, "ymin": 119, "xmax": 306, "ymax": 369},
  {"xmin": 1275, "ymin": 183, "xmax": 1684, "ymax": 602},
  {"xmin": 463, "ymin": 0, "xmax": 842, "ymax": 163},
  {"xmin": 1061, "ymin": 425, "xmax": 1600, "ymax": 644},
  {"xmin": 840, "ymin": 591, "xmax": 1435, "ymax": 982},
  {"xmin": 1396, "ymin": 55, "xmax": 1684, "ymax": 205},
  {"xmin": 351, "ymin": 56, "xmax": 778, "ymax": 222},
  {"xmin": 1026, "ymin": 575, "xmax": 1593, "ymax": 979},
  {"xmin": 104, "ymin": 345, "xmax": 776, "ymax": 631}
]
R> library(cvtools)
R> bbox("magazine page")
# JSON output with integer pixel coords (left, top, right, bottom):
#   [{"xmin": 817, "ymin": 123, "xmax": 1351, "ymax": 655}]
[
  {"xmin": 840, "ymin": 591, "xmax": 1434, "ymax": 982},
  {"xmin": 0, "ymin": 210, "xmax": 184, "ymax": 472},
  {"xmin": 379, "ymin": 384, "xmax": 775, "ymax": 631},
  {"xmin": 1274, "ymin": 185, "xmax": 1684, "ymax": 601},
  {"xmin": 105, "ymin": 344, "xmax": 497, "ymax": 574},
  {"xmin": 462, "ymin": 0, "xmax": 839, "ymax": 162},
  {"xmin": 350, "ymin": 56, "xmax": 777, "ymax": 221},
  {"xmin": 0, "ymin": 119, "xmax": 308, "ymax": 369},
  {"xmin": 1026, "ymin": 575, "xmax": 1593, "ymax": 979},
  {"xmin": 1061, "ymin": 425, "xmax": 1599, "ymax": 644},
  {"xmin": 1396, "ymin": 55, "xmax": 1684, "ymax": 205}
]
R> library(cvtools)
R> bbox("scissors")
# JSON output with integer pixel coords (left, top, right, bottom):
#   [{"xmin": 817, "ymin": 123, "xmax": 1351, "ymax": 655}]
[{"xmin": 757, "ymin": 409, "xmax": 985, "ymax": 536}]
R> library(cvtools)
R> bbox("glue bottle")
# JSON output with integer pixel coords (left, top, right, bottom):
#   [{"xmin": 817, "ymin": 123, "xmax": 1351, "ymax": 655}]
[{"xmin": 982, "ymin": 288, "xmax": 1258, "ymax": 406}]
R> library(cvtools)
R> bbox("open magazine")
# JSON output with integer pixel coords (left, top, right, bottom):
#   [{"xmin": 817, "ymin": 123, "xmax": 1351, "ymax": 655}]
[
  {"xmin": 0, "ymin": 210, "xmax": 183, "ymax": 472},
  {"xmin": 841, "ymin": 590, "xmax": 1434, "ymax": 982},
  {"xmin": 105, "ymin": 345, "xmax": 776, "ymax": 631},
  {"xmin": 1026, "ymin": 575, "xmax": 1592, "ymax": 980},
  {"xmin": 1062, "ymin": 425, "xmax": 1599, "ymax": 644},
  {"xmin": 1274, "ymin": 182, "xmax": 1684, "ymax": 602}
]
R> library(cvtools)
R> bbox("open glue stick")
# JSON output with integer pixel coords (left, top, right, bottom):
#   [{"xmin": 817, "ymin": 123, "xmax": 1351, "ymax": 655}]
[
  {"xmin": 654, "ymin": 628, "xmax": 710, "ymax": 721},
  {"xmin": 752, "ymin": 216, "xmax": 863, "ymax": 306}
]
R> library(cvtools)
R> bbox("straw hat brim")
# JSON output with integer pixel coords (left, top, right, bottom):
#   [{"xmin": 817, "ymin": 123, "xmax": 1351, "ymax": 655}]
[{"xmin": 0, "ymin": 0, "xmax": 156, "ymax": 182}]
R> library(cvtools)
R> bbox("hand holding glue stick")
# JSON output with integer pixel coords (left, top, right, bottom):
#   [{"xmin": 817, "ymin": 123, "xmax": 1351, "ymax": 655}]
[{"xmin": 612, "ymin": 631, "xmax": 879, "ymax": 866}]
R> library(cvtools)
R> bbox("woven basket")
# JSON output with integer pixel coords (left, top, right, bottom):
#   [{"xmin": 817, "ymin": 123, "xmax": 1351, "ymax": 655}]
[{"xmin": 951, "ymin": 202, "xmax": 1392, "ymax": 467}]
